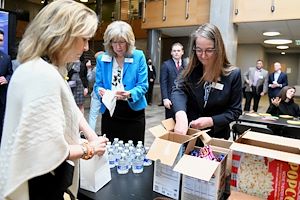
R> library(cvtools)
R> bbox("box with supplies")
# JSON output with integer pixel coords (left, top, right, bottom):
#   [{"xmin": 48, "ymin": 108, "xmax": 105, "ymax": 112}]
[
  {"xmin": 230, "ymin": 131, "xmax": 300, "ymax": 200},
  {"xmin": 146, "ymin": 118, "xmax": 202, "ymax": 200},
  {"xmin": 173, "ymin": 131, "xmax": 232, "ymax": 200}
]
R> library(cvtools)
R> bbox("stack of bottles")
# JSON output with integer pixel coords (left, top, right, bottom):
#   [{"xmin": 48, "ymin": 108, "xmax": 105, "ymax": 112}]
[{"xmin": 107, "ymin": 138, "xmax": 152, "ymax": 175}]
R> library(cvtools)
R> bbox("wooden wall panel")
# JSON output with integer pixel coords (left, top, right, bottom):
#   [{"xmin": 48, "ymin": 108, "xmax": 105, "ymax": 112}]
[
  {"xmin": 233, "ymin": 0, "xmax": 300, "ymax": 23},
  {"xmin": 142, "ymin": 0, "xmax": 210, "ymax": 29}
]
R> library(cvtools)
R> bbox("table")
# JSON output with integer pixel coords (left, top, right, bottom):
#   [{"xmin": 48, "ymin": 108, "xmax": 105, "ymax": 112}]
[
  {"xmin": 238, "ymin": 114, "xmax": 300, "ymax": 129},
  {"xmin": 77, "ymin": 164, "xmax": 167, "ymax": 200}
]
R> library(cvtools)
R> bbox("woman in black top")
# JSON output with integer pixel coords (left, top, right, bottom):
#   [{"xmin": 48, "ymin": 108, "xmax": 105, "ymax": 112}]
[{"xmin": 267, "ymin": 86, "xmax": 300, "ymax": 117}]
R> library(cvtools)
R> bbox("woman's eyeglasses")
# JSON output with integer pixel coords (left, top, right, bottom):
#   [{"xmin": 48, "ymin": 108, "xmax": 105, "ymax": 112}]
[
  {"xmin": 111, "ymin": 41, "xmax": 127, "ymax": 46},
  {"xmin": 193, "ymin": 47, "xmax": 216, "ymax": 56}
]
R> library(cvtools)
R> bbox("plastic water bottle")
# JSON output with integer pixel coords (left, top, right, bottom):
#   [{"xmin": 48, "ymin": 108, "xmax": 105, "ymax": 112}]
[
  {"xmin": 136, "ymin": 143, "xmax": 145, "ymax": 155},
  {"xmin": 132, "ymin": 152, "xmax": 144, "ymax": 173},
  {"xmin": 124, "ymin": 149, "xmax": 131, "ymax": 169},
  {"xmin": 124, "ymin": 143, "xmax": 130, "ymax": 150},
  {"xmin": 118, "ymin": 140, "xmax": 124, "ymax": 148},
  {"xmin": 115, "ymin": 146, "xmax": 123, "ymax": 166},
  {"xmin": 117, "ymin": 153, "xmax": 129, "ymax": 174},
  {"xmin": 107, "ymin": 148, "xmax": 115, "ymax": 168},
  {"xmin": 112, "ymin": 138, "xmax": 119, "ymax": 146},
  {"xmin": 143, "ymin": 146, "xmax": 152, "ymax": 166},
  {"xmin": 128, "ymin": 140, "xmax": 134, "ymax": 148},
  {"xmin": 129, "ymin": 146, "xmax": 136, "ymax": 167}
]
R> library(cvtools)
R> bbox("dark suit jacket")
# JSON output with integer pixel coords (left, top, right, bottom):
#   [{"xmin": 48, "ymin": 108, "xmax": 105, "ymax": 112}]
[
  {"xmin": 268, "ymin": 71, "xmax": 288, "ymax": 98},
  {"xmin": 0, "ymin": 50, "xmax": 13, "ymax": 104},
  {"xmin": 160, "ymin": 58, "xmax": 184, "ymax": 100},
  {"xmin": 171, "ymin": 64, "xmax": 242, "ymax": 139}
]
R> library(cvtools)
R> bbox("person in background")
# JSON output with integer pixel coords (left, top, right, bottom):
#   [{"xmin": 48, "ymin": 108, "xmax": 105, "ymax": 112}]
[
  {"xmin": 87, "ymin": 51, "xmax": 104, "ymax": 131},
  {"xmin": 267, "ymin": 86, "xmax": 300, "ymax": 117},
  {"xmin": 146, "ymin": 58, "xmax": 156, "ymax": 105},
  {"xmin": 243, "ymin": 59, "xmax": 268, "ymax": 112},
  {"xmin": 172, "ymin": 23, "xmax": 242, "ymax": 139},
  {"xmin": 68, "ymin": 53, "xmax": 89, "ymax": 113},
  {"xmin": 0, "ymin": 29, "xmax": 13, "ymax": 143},
  {"xmin": 268, "ymin": 62, "xmax": 288, "ymax": 104},
  {"xmin": 160, "ymin": 42, "xmax": 185, "ymax": 119},
  {"xmin": 0, "ymin": 1, "xmax": 108, "ymax": 199},
  {"xmin": 94, "ymin": 21, "xmax": 148, "ymax": 145}
]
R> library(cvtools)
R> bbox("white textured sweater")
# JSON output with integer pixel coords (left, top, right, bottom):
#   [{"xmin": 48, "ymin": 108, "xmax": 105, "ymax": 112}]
[{"xmin": 0, "ymin": 58, "xmax": 82, "ymax": 200}]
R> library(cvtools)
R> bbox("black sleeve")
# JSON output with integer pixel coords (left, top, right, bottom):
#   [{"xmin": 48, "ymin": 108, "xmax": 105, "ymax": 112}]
[{"xmin": 80, "ymin": 59, "xmax": 89, "ymax": 88}]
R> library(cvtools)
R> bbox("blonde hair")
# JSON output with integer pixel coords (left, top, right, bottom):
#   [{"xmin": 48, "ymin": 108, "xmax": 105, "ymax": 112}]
[
  {"xmin": 103, "ymin": 21, "xmax": 135, "ymax": 57},
  {"xmin": 184, "ymin": 23, "xmax": 235, "ymax": 83},
  {"xmin": 17, "ymin": 0, "xmax": 98, "ymax": 66}
]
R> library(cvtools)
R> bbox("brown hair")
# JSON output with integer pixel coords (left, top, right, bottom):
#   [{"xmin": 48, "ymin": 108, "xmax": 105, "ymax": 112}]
[
  {"xmin": 278, "ymin": 86, "xmax": 296, "ymax": 103},
  {"xmin": 183, "ymin": 23, "xmax": 235, "ymax": 83}
]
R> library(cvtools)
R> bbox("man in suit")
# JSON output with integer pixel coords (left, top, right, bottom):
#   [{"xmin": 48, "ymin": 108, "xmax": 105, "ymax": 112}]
[
  {"xmin": 160, "ymin": 42, "xmax": 185, "ymax": 119},
  {"xmin": 268, "ymin": 62, "xmax": 288, "ymax": 103},
  {"xmin": 243, "ymin": 59, "xmax": 268, "ymax": 112},
  {"xmin": 0, "ymin": 30, "xmax": 13, "ymax": 143}
]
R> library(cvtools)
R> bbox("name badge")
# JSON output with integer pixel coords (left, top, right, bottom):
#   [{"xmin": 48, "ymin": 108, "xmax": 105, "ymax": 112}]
[
  {"xmin": 212, "ymin": 82, "xmax": 224, "ymax": 90},
  {"xmin": 124, "ymin": 58, "xmax": 133, "ymax": 63},
  {"xmin": 101, "ymin": 55, "xmax": 112, "ymax": 62},
  {"xmin": 259, "ymin": 75, "xmax": 263, "ymax": 79}
]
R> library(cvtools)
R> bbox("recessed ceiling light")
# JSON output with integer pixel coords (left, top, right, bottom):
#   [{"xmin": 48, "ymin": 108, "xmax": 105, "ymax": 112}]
[
  {"xmin": 276, "ymin": 45, "xmax": 289, "ymax": 50},
  {"xmin": 264, "ymin": 39, "xmax": 292, "ymax": 45},
  {"xmin": 263, "ymin": 31, "xmax": 280, "ymax": 36},
  {"xmin": 80, "ymin": 0, "xmax": 88, "ymax": 2},
  {"xmin": 41, "ymin": 0, "xmax": 44, "ymax": 3},
  {"xmin": 281, "ymin": 52, "xmax": 286, "ymax": 55}
]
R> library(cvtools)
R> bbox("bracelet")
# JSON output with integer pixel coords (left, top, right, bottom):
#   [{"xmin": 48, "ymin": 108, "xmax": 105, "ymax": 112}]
[{"xmin": 81, "ymin": 141, "xmax": 94, "ymax": 160}]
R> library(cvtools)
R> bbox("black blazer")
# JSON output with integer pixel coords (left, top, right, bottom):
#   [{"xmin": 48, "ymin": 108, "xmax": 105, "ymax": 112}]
[
  {"xmin": 268, "ymin": 72, "xmax": 288, "ymax": 98},
  {"xmin": 171, "ymin": 64, "xmax": 242, "ymax": 139},
  {"xmin": 0, "ymin": 51, "xmax": 13, "ymax": 104},
  {"xmin": 160, "ymin": 59, "xmax": 184, "ymax": 100}
]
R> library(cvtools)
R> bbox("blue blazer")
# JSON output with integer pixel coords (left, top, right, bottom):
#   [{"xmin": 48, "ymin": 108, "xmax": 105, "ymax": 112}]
[
  {"xmin": 94, "ymin": 49, "xmax": 148, "ymax": 113},
  {"xmin": 268, "ymin": 72, "xmax": 288, "ymax": 98},
  {"xmin": 0, "ymin": 51, "xmax": 13, "ymax": 104}
]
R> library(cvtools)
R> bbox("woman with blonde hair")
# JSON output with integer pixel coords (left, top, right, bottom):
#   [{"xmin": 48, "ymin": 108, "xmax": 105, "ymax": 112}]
[
  {"xmin": 94, "ymin": 21, "xmax": 148, "ymax": 144},
  {"xmin": 172, "ymin": 23, "xmax": 242, "ymax": 139},
  {"xmin": 0, "ymin": 0, "xmax": 108, "ymax": 199}
]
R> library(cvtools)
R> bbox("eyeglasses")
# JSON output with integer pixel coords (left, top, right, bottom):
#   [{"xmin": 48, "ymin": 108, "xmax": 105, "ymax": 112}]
[
  {"xmin": 193, "ymin": 47, "xmax": 216, "ymax": 55},
  {"xmin": 111, "ymin": 41, "xmax": 127, "ymax": 46}
]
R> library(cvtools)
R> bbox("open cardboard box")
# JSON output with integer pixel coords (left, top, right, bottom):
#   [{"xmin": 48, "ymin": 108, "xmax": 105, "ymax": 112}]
[
  {"xmin": 147, "ymin": 118, "xmax": 202, "ymax": 166},
  {"xmin": 146, "ymin": 118, "xmax": 202, "ymax": 199},
  {"xmin": 230, "ymin": 131, "xmax": 300, "ymax": 199},
  {"xmin": 173, "ymin": 131, "xmax": 232, "ymax": 200}
]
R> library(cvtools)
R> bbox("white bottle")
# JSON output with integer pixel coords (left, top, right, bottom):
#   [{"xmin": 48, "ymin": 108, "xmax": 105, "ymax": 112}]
[
  {"xmin": 107, "ymin": 148, "xmax": 115, "ymax": 168},
  {"xmin": 117, "ymin": 153, "xmax": 129, "ymax": 174},
  {"xmin": 143, "ymin": 146, "xmax": 152, "ymax": 166},
  {"xmin": 118, "ymin": 140, "xmax": 124, "ymax": 148},
  {"xmin": 128, "ymin": 140, "xmax": 134, "ymax": 148},
  {"xmin": 115, "ymin": 146, "xmax": 123, "ymax": 166},
  {"xmin": 112, "ymin": 138, "xmax": 119, "ymax": 146},
  {"xmin": 132, "ymin": 152, "xmax": 144, "ymax": 174}
]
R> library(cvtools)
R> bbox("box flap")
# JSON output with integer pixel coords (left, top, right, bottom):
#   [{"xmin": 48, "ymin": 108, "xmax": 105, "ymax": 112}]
[
  {"xmin": 146, "ymin": 138, "xmax": 183, "ymax": 166},
  {"xmin": 161, "ymin": 118, "xmax": 175, "ymax": 131},
  {"xmin": 243, "ymin": 131, "xmax": 300, "ymax": 150},
  {"xmin": 173, "ymin": 154, "xmax": 219, "ymax": 181},
  {"xmin": 228, "ymin": 191, "xmax": 262, "ymax": 200},
  {"xmin": 197, "ymin": 130, "xmax": 212, "ymax": 144},
  {"xmin": 230, "ymin": 142, "xmax": 300, "ymax": 164},
  {"xmin": 149, "ymin": 125, "xmax": 168, "ymax": 138}
]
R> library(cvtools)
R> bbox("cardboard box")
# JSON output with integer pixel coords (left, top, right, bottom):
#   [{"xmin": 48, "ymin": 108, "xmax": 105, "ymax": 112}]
[
  {"xmin": 230, "ymin": 131, "xmax": 300, "ymax": 200},
  {"xmin": 173, "ymin": 131, "xmax": 231, "ymax": 200},
  {"xmin": 147, "ymin": 118, "xmax": 202, "ymax": 200}
]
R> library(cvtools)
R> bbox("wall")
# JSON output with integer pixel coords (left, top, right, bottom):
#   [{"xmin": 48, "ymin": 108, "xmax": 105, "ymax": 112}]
[{"xmin": 236, "ymin": 44, "xmax": 266, "ymax": 75}]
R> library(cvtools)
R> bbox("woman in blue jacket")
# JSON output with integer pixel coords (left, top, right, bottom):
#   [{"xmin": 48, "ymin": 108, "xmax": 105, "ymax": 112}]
[{"xmin": 94, "ymin": 21, "xmax": 148, "ymax": 144}]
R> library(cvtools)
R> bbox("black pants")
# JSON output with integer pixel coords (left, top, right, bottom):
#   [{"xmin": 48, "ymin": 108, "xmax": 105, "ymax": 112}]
[
  {"xmin": 244, "ymin": 88, "xmax": 261, "ymax": 112},
  {"xmin": 28, "ymin": 161, "xmax": 74, "ymax": 200},
  {"xmin": 146, "ymin": 82, "xmax": 154, "ymax": 104},
  {"xmin": 0, "ymin": 99, "xmax": 6, "ymax": 145}
]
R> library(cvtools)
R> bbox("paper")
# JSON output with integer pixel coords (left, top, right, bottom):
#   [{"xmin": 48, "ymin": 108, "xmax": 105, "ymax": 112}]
[{"xmin": 102, "ymin": 90, "xmax": 117, "ymax": 116}]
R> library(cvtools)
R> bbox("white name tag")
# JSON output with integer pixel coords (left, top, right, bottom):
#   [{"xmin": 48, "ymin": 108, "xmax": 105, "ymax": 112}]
[
  {"xmin": 259, "ymin": 75, "xmax": 263, "ymax": 79},
  {"xmin": 124, "ymin": 58, "xmax": 133, "ymax": 63},
  {"xmin": 101, "ymin": 55, "xmax": 112, "ymax": 62},
  {"xmin": 212, "ymin": 82, "xmax": 224, "ymax": 90}
]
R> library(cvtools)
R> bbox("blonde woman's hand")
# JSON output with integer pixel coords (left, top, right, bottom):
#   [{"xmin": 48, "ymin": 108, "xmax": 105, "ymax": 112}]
[
  {"xmin": 189, "ymin": 117, "xmax": 213, "ymax": 130},
  {"xmin": 174, "ymin": 111, "xmax": 188, "ymax": 135},
  {"xmin": 90, "ymin": 136, "xmax": 109, "ymax": 156}
]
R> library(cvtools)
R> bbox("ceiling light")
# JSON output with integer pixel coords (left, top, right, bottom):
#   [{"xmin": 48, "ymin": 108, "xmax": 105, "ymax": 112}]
[
  {"xmin": 80, "ymin": 0, "xmax": 88, "ymax": 2},
  {"xmin": 41, "ymin": 0, "xmax": 44, "ymax": 3},
  {"xmin": 281, "ymin": 52, "xmax": 286, "ymax": 55},
  {"xmin": 264, "ymin": 39, "xmax": 292, "ymax": 45},
  {"xmin": 263, "ymin": 31, "xmax": 280, "ymax": 36},
  {"xmin": 276, "ymin": 45, "xmax": 289, "ymax": 50}
]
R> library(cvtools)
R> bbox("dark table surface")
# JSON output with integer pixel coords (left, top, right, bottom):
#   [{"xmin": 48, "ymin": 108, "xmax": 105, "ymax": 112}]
[
  {"xmin": 77, "ymin": 164, "xmax": 167, "ymax": 200},
  {"xmin": 238, "ymin": 114, "xmax": 300, "ymax": 129}
]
